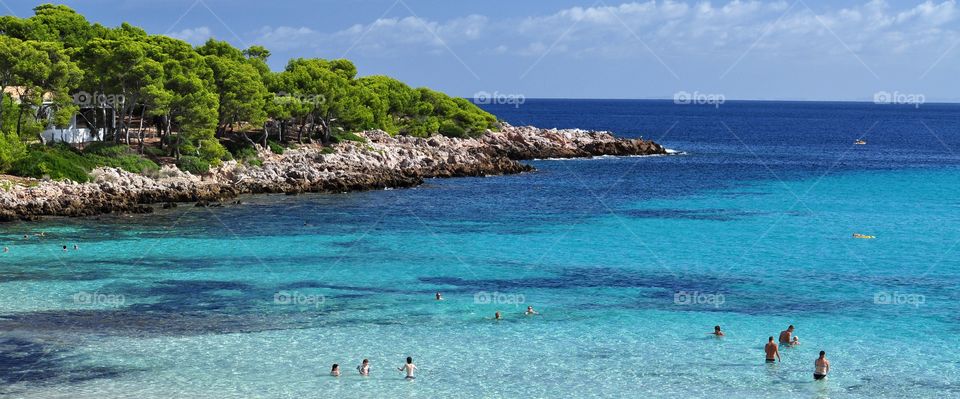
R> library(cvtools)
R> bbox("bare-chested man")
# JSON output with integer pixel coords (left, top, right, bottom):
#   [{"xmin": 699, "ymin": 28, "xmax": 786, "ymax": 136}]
[
  {"xmin": 814, "ymin": 351, "xmax": 830, "ymax": 380},
  {"xmin": 778, "ymin": 325, "xmax": 795, "ymax": 344},
  {"xmin": 398, "ymin": 357, "xmax": 417, "ymax": 380},
  {"xmin": 765, "ymin": 336, "xmax": 781, "ymax": 363}
]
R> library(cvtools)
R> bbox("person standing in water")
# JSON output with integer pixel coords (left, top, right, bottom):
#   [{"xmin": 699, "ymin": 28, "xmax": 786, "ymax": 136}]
[
  {"xmin": 765, "ymin": 337, "xmax": 781, "ymax": 363},
  {"xmin": 330, "ymin": 364, "xmax": 340, "ymax": 376},
  {"xmin": 357, "ymin": 359, "xmax": 370, "ymax": 376},
  {"xmin": 398, "ymin": 357, "xmax": 417, "ymax": 380},
  {"xmin": 711, "ymin": 325, "xmax": 725, "ymax": 336},
  {"xmin": 814, "ymin": 351, "xmax": 830, "ymax": 380},
  {"xmin": 779, "ymin": 325, "xmax": 795, "ymax": 344}
]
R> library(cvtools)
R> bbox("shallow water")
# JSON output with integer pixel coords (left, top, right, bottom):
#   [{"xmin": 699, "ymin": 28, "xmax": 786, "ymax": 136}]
[{"xmin": 1, "ymin": 100, "xmax": 959, "ymax": 398}]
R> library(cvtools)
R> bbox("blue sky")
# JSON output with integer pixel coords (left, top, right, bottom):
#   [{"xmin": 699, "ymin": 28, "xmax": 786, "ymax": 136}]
[{"xmin": 5, "ymin": 0, "xmax": 960, "ymax": 101}]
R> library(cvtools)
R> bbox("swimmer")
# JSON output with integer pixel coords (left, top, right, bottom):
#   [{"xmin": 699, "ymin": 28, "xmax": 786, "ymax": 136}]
[
  {"xmin": 779, "ymin": 325, "xmax": 795, "ymax": 344},
  {"xmin": 330, "ymin": 364, "xmax": 340, "ymax": 377},
  {"xmin": 495, "ymin": 311, "xmax": 501, "ymax": 320},
  {"xmin": 814, "ymin": 351, "xmax": 830, "ymax": 380},
  {"xmin": 711, "ymin": 325, "xmax": 725, "ymax": 336},
  {"xmin": 765, "ymin": 336, "xmax": 781, "ymax": 363},
  {"xmin": 2, "ymin": 247, "xmax": 7, "ymax": 253},
  {"xmin": 73, "ymin": 244, "xmax": 78, "ymax": 250},
  {"xmin": 435, "ymin": 292, "xmax": 443, "ymax": 301},
  {"xmin": 357, "ymin": 359, "xmax": 370, "ymax": 376},
  {"xmin": 792, "ymin": 336, "xmax": 801, "ymax": 345},
  {"xmin": 62, "ymin": 245, "xmax": 67, "ymax": 251},
  {"xmin": 398, "ymin": 357, "xmax": 417, "ymax": 380},
  {"xmin": 22, "ymin": 235, "xmax": 28, "ymax": 240},
  {"xmin": 525, "ymin": 306, "xmax": 538, "ymax": 315}
]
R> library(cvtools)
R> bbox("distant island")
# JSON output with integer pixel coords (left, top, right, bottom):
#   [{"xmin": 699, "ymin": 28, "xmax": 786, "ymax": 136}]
[{"xmin": 0, "ymin": 5, "xmax": 665, "ymax": 220}]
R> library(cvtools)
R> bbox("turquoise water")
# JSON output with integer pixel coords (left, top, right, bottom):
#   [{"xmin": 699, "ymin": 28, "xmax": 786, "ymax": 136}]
[{"xmin": 2, "ymin": 100, "xmax": 960, "ymax": 397}]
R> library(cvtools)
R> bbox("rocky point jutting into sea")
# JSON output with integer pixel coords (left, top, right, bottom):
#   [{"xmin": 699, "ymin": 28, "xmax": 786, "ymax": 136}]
[{"xmin": 0, "ymin": 124, "xmax": 666, "ymax": 221}]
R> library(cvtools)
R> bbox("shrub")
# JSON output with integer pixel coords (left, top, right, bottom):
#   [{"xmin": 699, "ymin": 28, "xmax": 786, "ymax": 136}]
[
  {"xmin": 11, "ymin": 146, "xmax": 92, "ymax": 182},
  {"xmin": 176, "ymin": 156, "xmax": 210, "ymax": 175},
  {"xmin": 438, "ymin": 121, "xmax": 467, "ymax": 138},
  {"xmin": 90, "ymin": 154, "xmax": 160, "ymax": 174},
  {"xmin": 331, "ymin": 131, "xmax": 366, "ymax": 143},
  {"xmin": 198, "ymin": 138, "xmax": 231, "ymax": 165},
  {"xmin": 83, "ymin": 142, "xmax": 129, "ymax": 157},
  {"xmin": 267, "ymin": 140, "xmax": 284, "ymax": 155},
  {"xmin": 144, "ymin": 146, "xmax": 168, "ymax": 157},
  {"xmin": 0, "ymin": 132, "xmax": 27, "ymax": 173}
]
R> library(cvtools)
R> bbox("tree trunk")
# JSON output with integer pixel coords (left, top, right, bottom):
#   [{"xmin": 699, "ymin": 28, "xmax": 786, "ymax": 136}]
[
  {"xmin": 0, "ymin": 90, "xmax": 5, "ymax": 133},
  {"xmin": 137, "ymin": 107, "xmax": 146, "ymax": 154},
  {"xmin": 15, "ymin": 105, "xmax": 24, "ymax": 137},
  {"xmin": 317, "ymin": 117, "xmax": 330, "ymax": 144}
]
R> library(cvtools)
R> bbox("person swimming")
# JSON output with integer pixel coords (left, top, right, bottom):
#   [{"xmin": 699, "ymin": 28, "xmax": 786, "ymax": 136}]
[
  {"xmin": 435, "ymin": 292, "xmax": 443, "ymax": 301},
  {"xmin": 357, "ymin": 359, "xmax": 370, "ymax": 376},
  {"xmin": 765, "ymin": 337, "xmax": 781, "ymax": 363},
  {"xmin": 495, "ymin": 311, "xmax": 502, "ymax": 320},
  {"xmin": 73, "ymin": 244, "xmax": 79, "ymax": 250},
  {"xmin": 814, "ymin": 351, "xmax": 830, "ymax": 380},
  {"xmin": 398, "ymin": 357, "xmax": 417, "ymax": 380},
  {"xmin": 792, "ymin": 336, "xmax": 801, "ymax": 345},
  {"xmin": 711, "ymin": 325, "xmax": 725, "ymax": 336},
  {"xmin": 62, "ymin": 245, "xmax": 67, "ymax": 251},
  {"xmin": 525, "ymin": 306, "xmax": 538, "ymax": 315},
  {"xmin": 330, "ymin": 364, "xmax": 340, "ymax": 377},
  {"xmin": 2, "ymin": 247, "xmax": 8, "ymax": 253}
]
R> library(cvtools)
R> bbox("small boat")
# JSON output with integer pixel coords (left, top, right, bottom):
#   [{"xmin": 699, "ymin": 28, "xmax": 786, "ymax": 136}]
[
  {"xmin": 852, "ymin": 233, "xmax": 876, "ymax": 239},
  {"xmin": 854, "ymin": 140, "xmax": 867, "ymax": 145}
]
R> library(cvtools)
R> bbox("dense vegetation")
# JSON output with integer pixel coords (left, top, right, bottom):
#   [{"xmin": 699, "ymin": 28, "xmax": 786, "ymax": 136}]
[{"xmin": 0, "ymin": 4, "xmax": 497, "ymax": 181}]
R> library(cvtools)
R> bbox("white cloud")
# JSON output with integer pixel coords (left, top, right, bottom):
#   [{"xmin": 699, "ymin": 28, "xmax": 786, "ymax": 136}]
[
  {"xmin": 254, "ymin": 26, "xmax": 321, "ymax": 51},
  {"xmin": 166, "ymin": 26, "xmax": 213, "ymax": 45},
  {"xmin": 250, "ymin": 1, "xmax": 960, "ymax": 61},
  {"xmin": 254, "ymin": 14, "xmax": 489, "ymax": 56}
]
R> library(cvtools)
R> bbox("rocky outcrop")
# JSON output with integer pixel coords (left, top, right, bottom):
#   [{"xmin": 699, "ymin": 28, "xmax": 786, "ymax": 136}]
[{"xmin": 0, "ymin": 124, "xmax": 667, "ymax": 221}]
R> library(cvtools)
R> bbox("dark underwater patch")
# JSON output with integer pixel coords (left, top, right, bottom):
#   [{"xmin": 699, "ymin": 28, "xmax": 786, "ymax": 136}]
[
  {"xmin": 0, "ymin": 337, "xmax": 128, "ymax": 389},
  {"xmin": 622, "ymin": 208, "xmax": 768, "ymax": 221}
]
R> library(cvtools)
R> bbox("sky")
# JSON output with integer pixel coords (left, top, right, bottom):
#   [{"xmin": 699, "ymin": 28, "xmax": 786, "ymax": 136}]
[{"xmin": 4, "ymin": 0, "xmax": 960, "ymax": 101}]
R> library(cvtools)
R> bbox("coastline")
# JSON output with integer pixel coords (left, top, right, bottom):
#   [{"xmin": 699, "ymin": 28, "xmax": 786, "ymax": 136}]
[{"xmin": 0, "ymin": 124, "xmax": 665, "ymax": 221}]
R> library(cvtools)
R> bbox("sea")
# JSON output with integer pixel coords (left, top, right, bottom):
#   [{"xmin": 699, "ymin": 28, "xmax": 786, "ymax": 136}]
[{"xmin": 1, "ymin": 99, "xmax": 959, "ymax": 398}]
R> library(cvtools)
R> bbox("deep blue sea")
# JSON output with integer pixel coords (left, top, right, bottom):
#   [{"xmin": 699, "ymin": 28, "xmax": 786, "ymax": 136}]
[{"xmin": 2, "ymin": 100, "xmax": 959, "ymax": 398}]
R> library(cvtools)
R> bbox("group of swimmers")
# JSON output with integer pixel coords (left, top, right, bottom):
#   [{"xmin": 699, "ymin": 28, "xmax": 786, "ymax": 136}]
[
  {"xmin": 713, "ymin": 324, "xmax": 830, "ymax": 380},
  {"xmin": 327, "ymin": 293, "xmax": 540, "ymax": 381},
  {"xmin": 435, "ymin": 292, "xmax": 540, "ymax": 320},
  {"xmin": 3, "ymin": 232, "xmax": 80, "ymax": 253},
  {"xmin": 329, "ymin": 357, "xmax": 417, "ymax": 380}
]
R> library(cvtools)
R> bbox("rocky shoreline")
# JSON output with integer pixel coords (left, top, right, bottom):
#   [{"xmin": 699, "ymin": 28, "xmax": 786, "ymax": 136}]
[{"xmin": 0, "ymin": 124, "xmax": 666, "ymax": 221}]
